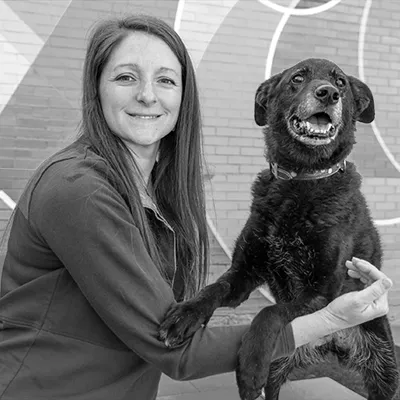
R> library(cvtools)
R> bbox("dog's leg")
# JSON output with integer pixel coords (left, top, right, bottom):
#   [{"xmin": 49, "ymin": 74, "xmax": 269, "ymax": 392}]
[
  {"xmin": 159, "ymin": 222, "xmax": 268, "ymax": 347},
  {"xmin": 358, "ymin": 317, "xmax": 398, "ymax": 400},
  {"xmin": 263, "ymin": 357, "xmax": 295, "ymax": 400},
  {"xmin": 158, "ymin": 266, "xmax": 261, "ymax": 347},
  {"xmin": 336, "ymin": 317, "xmax": 399, "ymax": 400},
  {"xmin": 263, "ymin": 343, "xmax": 331, "ymax": 400},
  {"xmin": 236, "ymin": 303, "xmax": 299, "ymax": 400},
  {"xmin": 236, "ymin": 296, "xmax": 327, "ymax": 400}
]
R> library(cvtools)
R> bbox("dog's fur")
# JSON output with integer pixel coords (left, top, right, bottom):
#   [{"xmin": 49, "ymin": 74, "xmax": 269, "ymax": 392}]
[{"xmin": 159, "ymin": 58, "xmax": 399, "ymax": 400}]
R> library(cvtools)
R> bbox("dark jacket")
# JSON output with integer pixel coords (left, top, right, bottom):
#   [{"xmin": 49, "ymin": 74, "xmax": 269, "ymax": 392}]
[{"xmin": 0, "ymin": 141, "xmax": 294, "ymax": 400}]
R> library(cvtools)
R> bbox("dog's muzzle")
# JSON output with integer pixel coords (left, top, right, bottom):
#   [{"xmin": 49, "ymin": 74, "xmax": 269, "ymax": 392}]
[{"xmin": 289, "ymin": 112, "xmax": 338, "ymax": 145}]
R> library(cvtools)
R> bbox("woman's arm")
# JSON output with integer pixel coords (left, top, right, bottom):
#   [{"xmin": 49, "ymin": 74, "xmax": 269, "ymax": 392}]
[{"xmin": 30, "ymin": 157, "xmax": 294, "ymax": 381}]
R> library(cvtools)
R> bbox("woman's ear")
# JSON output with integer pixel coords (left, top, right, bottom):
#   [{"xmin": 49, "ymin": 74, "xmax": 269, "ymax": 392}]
[{"xmin": 348, "ymin": 76, "xmax": 375, "ymax": 123}]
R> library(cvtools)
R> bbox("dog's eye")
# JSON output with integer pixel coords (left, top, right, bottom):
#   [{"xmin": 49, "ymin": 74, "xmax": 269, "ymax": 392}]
[
  {"xmin": 336, "ymin": 77, "xmax": 346, "ymax": 88},
  {"xmin": 291, "ymin": 74, "xmax": 304, "ymax": 84}
]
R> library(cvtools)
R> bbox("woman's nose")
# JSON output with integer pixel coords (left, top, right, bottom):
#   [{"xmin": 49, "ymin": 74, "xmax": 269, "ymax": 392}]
[{"xmin": 136, "ymin": 81, "xmax": 157, "ymax": 105}]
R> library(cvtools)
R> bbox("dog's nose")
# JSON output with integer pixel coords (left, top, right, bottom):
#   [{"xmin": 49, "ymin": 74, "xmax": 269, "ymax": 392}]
[{"xmin": 314, "ymin": 85, "xmax": 340, "ymax": 105}]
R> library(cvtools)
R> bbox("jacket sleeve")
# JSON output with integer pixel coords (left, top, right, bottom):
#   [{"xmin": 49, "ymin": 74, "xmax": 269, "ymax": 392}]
[{"xmin": 30, "ymin": 158, "xmax": 294, "ymax": 381}]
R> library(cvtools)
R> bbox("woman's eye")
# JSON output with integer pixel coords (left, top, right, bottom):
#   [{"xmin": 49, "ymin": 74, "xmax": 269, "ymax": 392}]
[
  {"xmin": 116, "ymin": 75, "xmax": 135, "ymax": 82},
  {"xmin": 291, "ymin": 74, "xmax": 304, "ymax": 84},
  {"xmin": 159, "ymin": 78, "xmax": 176, "ymax": 86},
  {"xmin": 336, "ymin": 77, "xmax": 346, "ymax": 88}
]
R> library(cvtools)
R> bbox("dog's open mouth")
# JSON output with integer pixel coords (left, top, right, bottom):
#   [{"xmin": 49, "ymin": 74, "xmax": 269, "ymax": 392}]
[{"xmin": 289, "ymin": 112, "xmax": 338, "ymax": 145}]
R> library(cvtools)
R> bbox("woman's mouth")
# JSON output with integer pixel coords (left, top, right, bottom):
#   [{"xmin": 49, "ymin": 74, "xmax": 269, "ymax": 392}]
[{"xmin": 128, "ymin": 114, "xmax": 160, "ymax": 120}]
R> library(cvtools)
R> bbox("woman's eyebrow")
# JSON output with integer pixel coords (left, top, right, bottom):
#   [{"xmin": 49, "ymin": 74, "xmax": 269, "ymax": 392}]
[
  {"xmin": 157, "ymin": 67, "xmax": 179, "ymax": 77},
  {"xmin": 113, "ymin": 63, "xmax": 179, "ymax": 77},
  {"xmin": 113, "ymin": 63, "xmax": 139, "ymax": 72}
]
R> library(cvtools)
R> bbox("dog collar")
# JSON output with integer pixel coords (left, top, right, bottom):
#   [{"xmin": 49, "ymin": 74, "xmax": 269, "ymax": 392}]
[{"xmin": 270, "ymin": 160, "xmax": 346, "ymax": 181}]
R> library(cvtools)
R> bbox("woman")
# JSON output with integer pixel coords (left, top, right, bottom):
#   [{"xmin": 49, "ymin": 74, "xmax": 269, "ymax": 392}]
[{"xmin": 0, "ymin": 14, "xmax": 392, "ymax": 400}]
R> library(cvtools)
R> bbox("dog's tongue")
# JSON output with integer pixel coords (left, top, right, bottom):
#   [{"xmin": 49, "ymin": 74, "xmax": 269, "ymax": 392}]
[
  {"xmin": 307, "ymin": 114, "xmax": 331, "ymax": 130},
  {"xmin": 308, "ymin": 114, "xmax": 330, "ymax": 125}
]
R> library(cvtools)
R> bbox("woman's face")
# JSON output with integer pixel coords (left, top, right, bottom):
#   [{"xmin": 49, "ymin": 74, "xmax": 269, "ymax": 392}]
[{"xmin": 99, "ymin": 31, "xmax": 182, "ymax": 157}]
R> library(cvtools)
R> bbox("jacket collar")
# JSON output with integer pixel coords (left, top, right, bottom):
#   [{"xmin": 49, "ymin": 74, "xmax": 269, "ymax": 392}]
[{"xmin": 138, "ymin": 184, "xmax": 174, "ymax": 232}]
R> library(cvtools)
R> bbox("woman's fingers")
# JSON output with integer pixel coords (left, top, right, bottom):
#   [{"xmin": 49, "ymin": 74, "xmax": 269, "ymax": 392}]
[
  {"xmin": 350, "ymin": 257, "xmax": 387, "ymax": 281},
  {"xmin": 346, "ymin": 258, "xmax": 393, "ymax": 289},
  {"xmin": 347, "ymin": 269, "xmax": 369, "ymax": 285},
  {"xmin": 346, "ymin": 261, "xmax": 372, "ymax": 283},
  {"xmin": 347, "ymin": 269, "xmax": 361, "ymax": 278},
  {"xmin": 346, "ymin": 258, "xmax": 390, "ymax": 282}
]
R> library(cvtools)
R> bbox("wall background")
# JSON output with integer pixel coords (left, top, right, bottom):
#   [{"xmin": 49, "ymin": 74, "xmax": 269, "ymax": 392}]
[{"xmin": 0, "ymin": 0, "xmax": 399, "ymax": 289}]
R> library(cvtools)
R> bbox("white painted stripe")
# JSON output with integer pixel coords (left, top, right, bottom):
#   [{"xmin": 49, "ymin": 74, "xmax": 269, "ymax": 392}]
[
  {"xmin": 263, "ymin": 0, "xmax": 342, "ymax": 79},
  {"xmin": 0, "ymin": 0, "xmax": 44, "ymax": 62},
  {"xmin": 173, "ymin": 0, "xmax": 239, "ymax": 68},
  {"xmin": 0, "ymin": 32, "xmax": 31, "ymax": 114},
  {"xmin": 375, "ymin": 218, "xmax": 400, "ymax": 226},
  {"xmin": 258, "ymin": 0, "xmax": 341, "ymax": 16},
  {"xmin": 173, "ymin": 0, "xmax": 244, "ymax": 289},
  {"xmin": 265, "ymin": 0, "xmax": 301, "ymax": 80},
  {"xmin": 0, "ymin": 0, "xmax": 43, "ymax": 114},
  {"xmin": 206, "ymin": 213, "xmax": 233, "ymax": 259},
  {"xmin": 207, "ymin": 213, "xmax": 277, "ymax": 303},
  {"xmin": 358, "ymin": 0, "xmax": 400, "ymax": 175},
  {"xmin": 173, "ymin": 0, "xmax": 186, "ymax": 33},
  {"xmin": 358, "ymin": 0, "xmax": 400, "ymax": 226},
  {"xmin": 0, "ymin": 190, "xmax": 16, "ymax": 210},
  {"xmin": 0, "ymin": 0, "xmax": 72, "ymax": 114}
]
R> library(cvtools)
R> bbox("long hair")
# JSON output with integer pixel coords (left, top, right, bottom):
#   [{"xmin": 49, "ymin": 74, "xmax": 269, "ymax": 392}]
[{"xmin": 78, "ymin": 14, "xmax": 209, "ymax": 300}]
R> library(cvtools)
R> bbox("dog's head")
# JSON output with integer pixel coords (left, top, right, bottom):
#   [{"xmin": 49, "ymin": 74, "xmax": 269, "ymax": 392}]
[{"xmin": 254, "ymin": 58, "xmax": 374, "ymax": 169}]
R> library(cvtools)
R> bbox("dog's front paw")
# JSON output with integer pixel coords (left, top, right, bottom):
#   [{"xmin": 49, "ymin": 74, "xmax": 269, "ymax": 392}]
[
  {"xmin": 236, "ymin": 328, "xmax": 272, "ymax": 400},
  {"xmin": 158, "ymin": 300, "xmax": 210, "ymax": 348}
]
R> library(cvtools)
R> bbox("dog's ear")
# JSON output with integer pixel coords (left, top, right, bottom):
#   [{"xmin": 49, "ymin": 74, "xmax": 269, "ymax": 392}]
[
  {"xmin": 348, "ymin": 76, "xmax": 375, "ymax": 123},
  {"xmin": 254, "ymin": 73, "xmax": 282, "ymax": 126}
]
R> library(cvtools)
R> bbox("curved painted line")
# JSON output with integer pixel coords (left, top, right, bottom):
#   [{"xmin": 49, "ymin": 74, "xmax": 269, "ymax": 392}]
[
  {"xmin": 208, "ymin": 212, "xmax": 277, "ymax": 303},
  {"xmin": 264, "ymin": 0, "xmax": 342, "ymax": 79},
  {"xmin": 174, "ymin": 0, "xmax": 240, "ymax": 68},
  {"xmin": 359, "ymin": 0, "xmax": 400, "ymax": 226},
  {"xmin": 173, "ymin": 0, "xmax": 186, "ymax": 33},
  {"xmin": 258, "ymin": 0, "xmax": 341, "ymax": 16},
  {"xmin": 359, "ymin": 0, "xmax": 400, "ymax": 174},
  {"xmin": 265, "ymin": 0, "xmax": 301, "ymax": 79},
  {"xmin": 206, "ymin": 214, "xmax": 232, "ymax": 259},
  {"xmin": 0, "ymin": 190, "xmax": 16, "ymax": 210},
  {"xmin": 172, "ymin": 0, "xmax": 250, "ymax": 294},
  {"xmin": 375, "ymin": 218, "xmax": 400, "ymax": 226}
]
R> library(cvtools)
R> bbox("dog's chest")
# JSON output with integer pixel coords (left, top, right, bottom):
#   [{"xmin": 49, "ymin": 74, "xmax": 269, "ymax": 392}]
[
  {"xmin": 252, "ymin": 172, "xmax": 359, "ymax": 239},
  {"xmin": 257, "ymin": 229, "xmax": 350, "ymax": 305},
  {"xmin": 250, "ymin": 179, "xmax": 358, "ymax": 301}
]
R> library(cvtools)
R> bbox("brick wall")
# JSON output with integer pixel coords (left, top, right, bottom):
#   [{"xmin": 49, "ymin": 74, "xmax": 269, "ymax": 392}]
[{"xmin": 0, "ymin": 0, "xmax": 399, "ymax": 274}]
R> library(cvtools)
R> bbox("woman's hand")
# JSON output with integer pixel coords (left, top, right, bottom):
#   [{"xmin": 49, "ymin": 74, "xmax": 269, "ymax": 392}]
[
  {"xmin": 291, "ymin": 257, "xmax": 393, "ymax": 348},
  {"xmin": 321, "ymin": 257, "xmax": 392, "ymax": 330}
]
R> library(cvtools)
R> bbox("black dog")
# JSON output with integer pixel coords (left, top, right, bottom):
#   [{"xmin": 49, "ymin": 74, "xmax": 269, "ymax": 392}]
[{"xmin": 159, "ymin": 58, "xmax": 399, "ymax": 400}]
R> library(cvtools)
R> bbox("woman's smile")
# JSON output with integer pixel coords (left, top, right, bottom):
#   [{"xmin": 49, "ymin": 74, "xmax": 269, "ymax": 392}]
[{"xmin": 127, "ymin": 113, "xmax": 161, "ymax": 119}]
